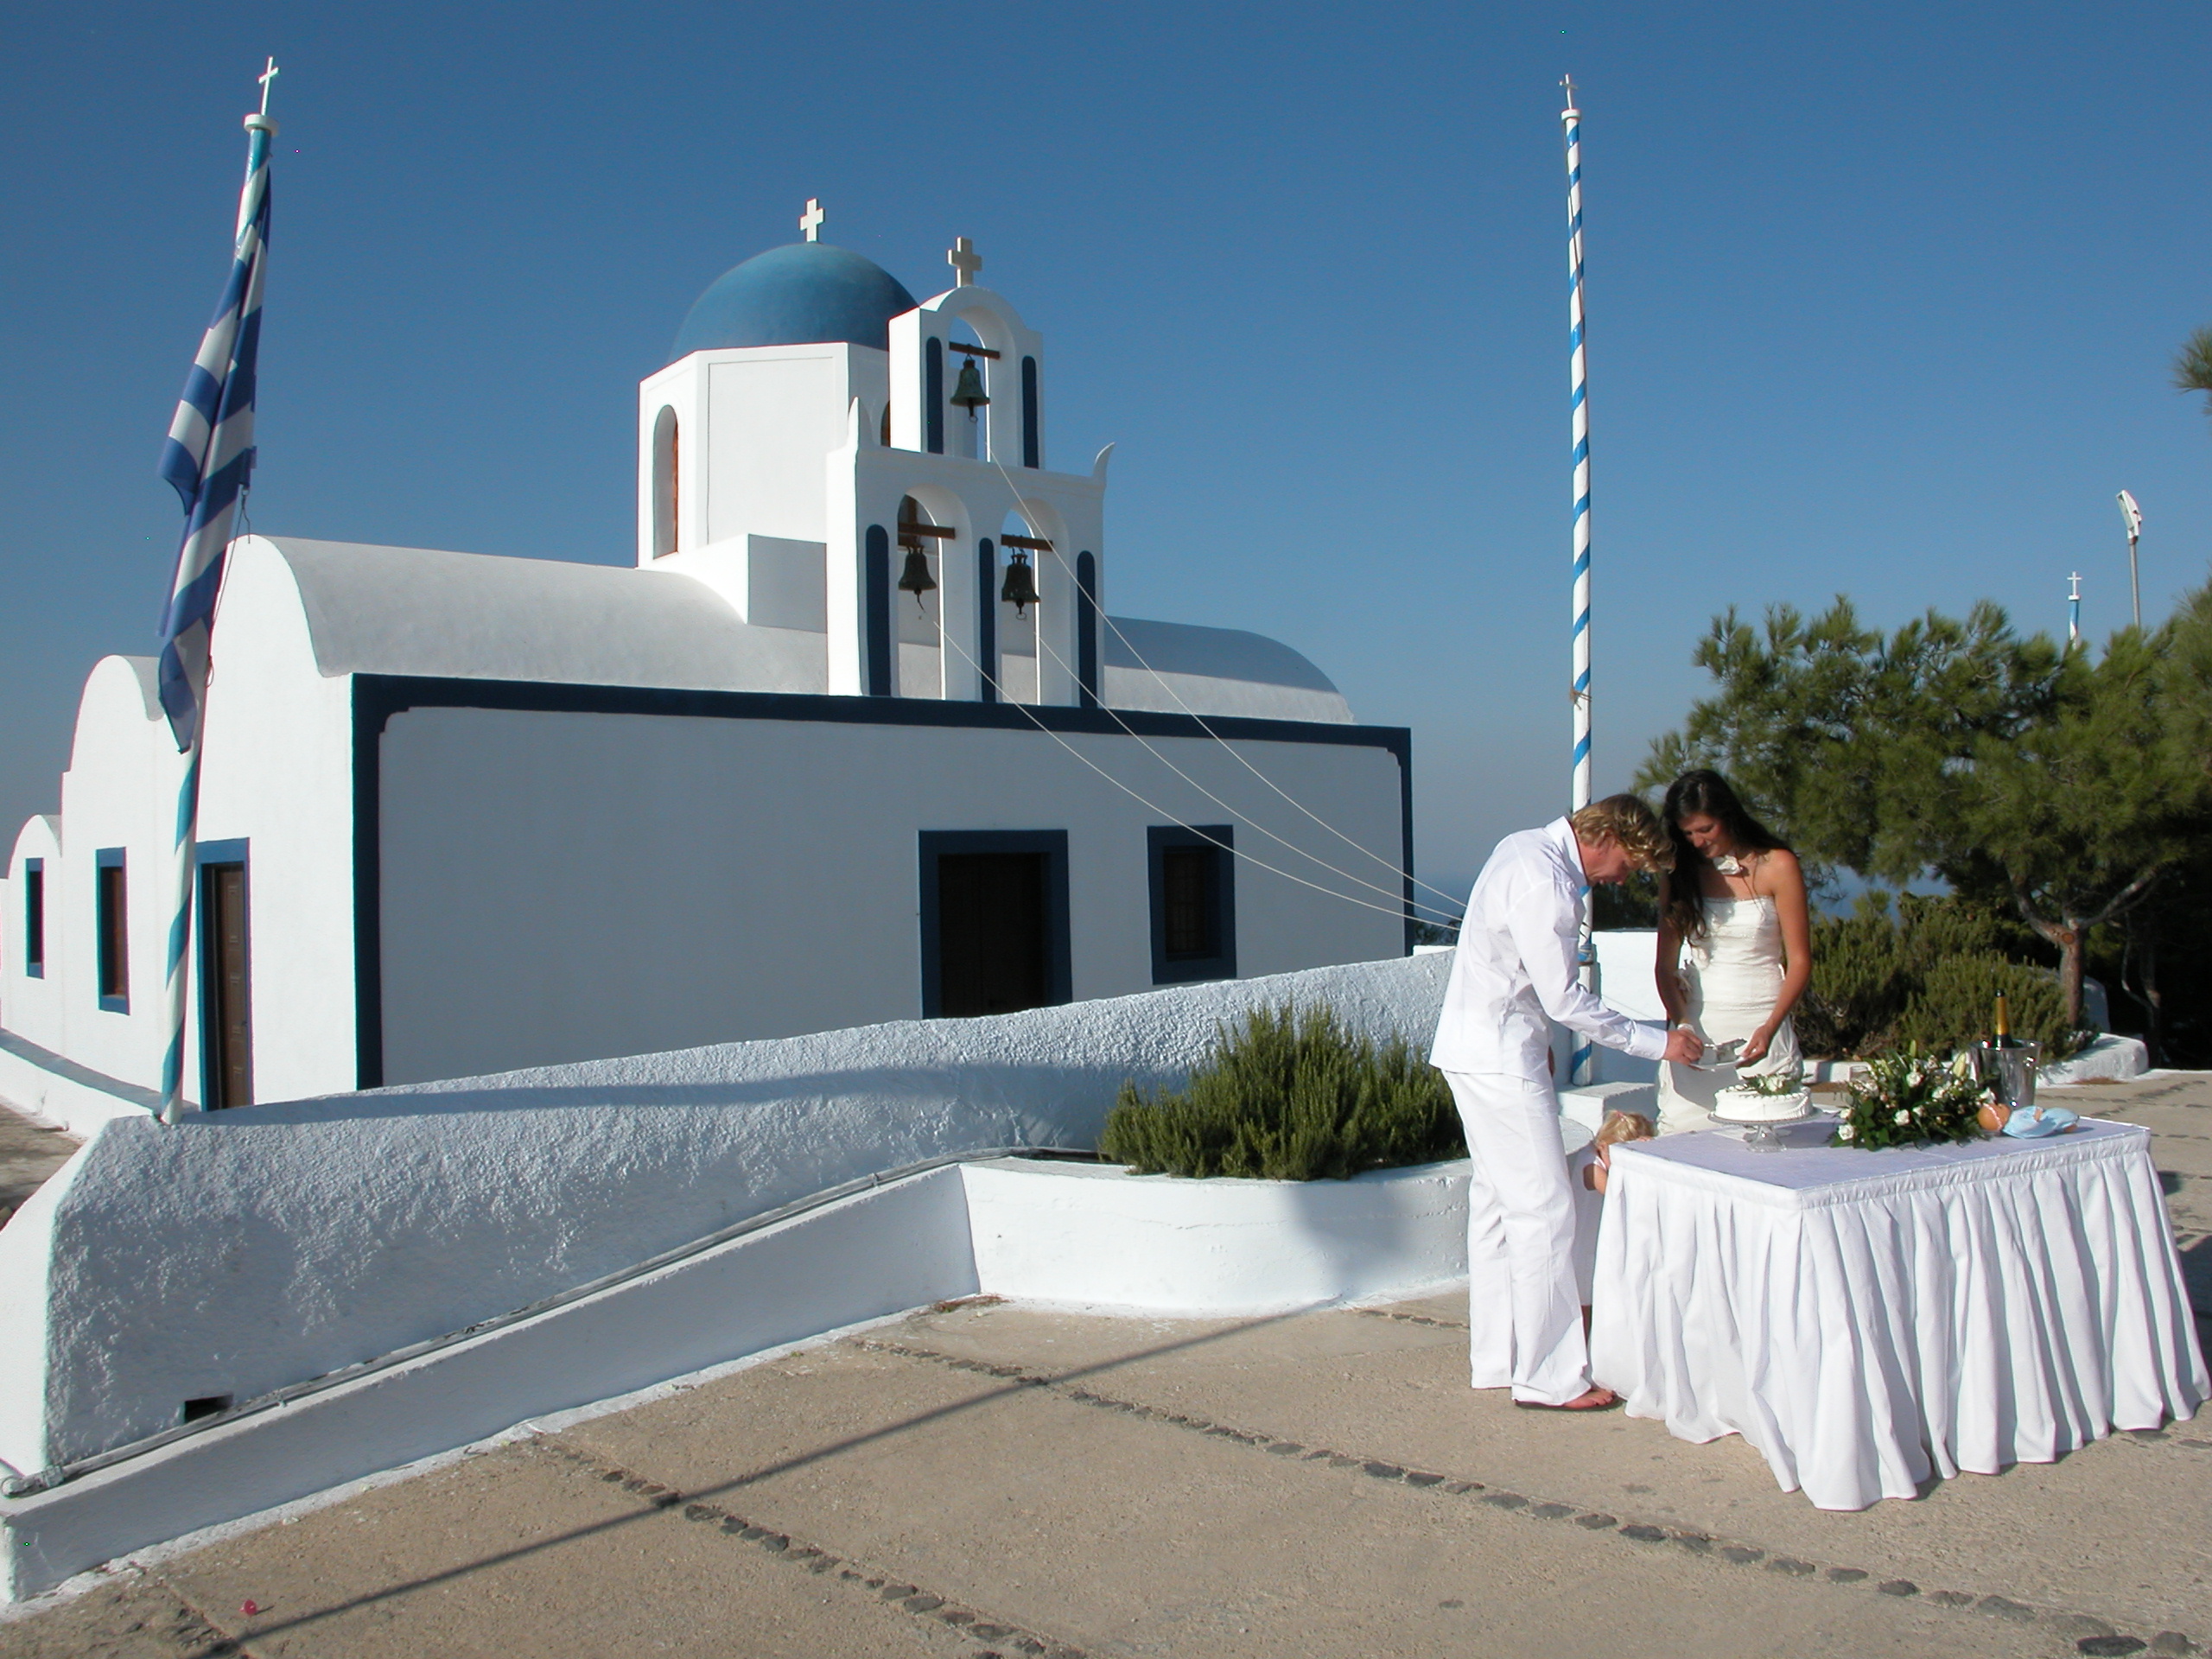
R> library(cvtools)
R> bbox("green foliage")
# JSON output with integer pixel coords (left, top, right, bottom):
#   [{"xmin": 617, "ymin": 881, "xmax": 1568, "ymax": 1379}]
[
  {"xmin": 1793, "ymin": 894, "xmax": 2084, "ymax": 1060},
  {"xmin": 1638, "ymin": 588, "xmax": 2212, "ymax": 1029},
  {"xmin": 1098, "ymin": 1003, "xmax": 1464, "ymax": 1180},
  {"xmin": 2175, "ymin": 324, "xmax": 2212, "ymax": 416},
  {"xmin": 1834, "ymin": 1045, "xmax": 1988, "ymax": 1151},
  {"xmin": 1592, "ymin": 871, "xmax": 1658, "ymax": 930}
]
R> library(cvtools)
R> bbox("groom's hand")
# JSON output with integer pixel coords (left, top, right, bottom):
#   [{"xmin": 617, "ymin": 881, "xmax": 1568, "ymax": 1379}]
[{"xmin": 1663, "ymin": 1027, "xmax": 1705, "ymax": 1065}]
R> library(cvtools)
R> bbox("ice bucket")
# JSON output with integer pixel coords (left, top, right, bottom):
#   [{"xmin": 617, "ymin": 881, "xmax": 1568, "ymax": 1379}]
[{"xmin": 1970, "ymin": 1041, "xmax": 2041, "ymax": 1110}]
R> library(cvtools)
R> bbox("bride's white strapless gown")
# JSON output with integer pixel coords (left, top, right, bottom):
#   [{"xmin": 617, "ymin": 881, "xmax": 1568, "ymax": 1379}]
[{"xmin": 1655, "ymin": 894, "xmax": 1801, "ymax": 1135}]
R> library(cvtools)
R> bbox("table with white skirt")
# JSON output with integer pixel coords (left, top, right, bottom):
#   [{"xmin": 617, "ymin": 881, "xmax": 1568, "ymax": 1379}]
[{"xmin": 1588, "ymin": 1114, "xmax": 2209, "ymax": 1510}]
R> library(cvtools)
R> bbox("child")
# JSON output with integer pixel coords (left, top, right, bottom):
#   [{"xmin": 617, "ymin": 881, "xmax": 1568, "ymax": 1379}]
[{"xmin": 1573, "ymin": 1109, "xmax": 1656, "ymax": 1315}]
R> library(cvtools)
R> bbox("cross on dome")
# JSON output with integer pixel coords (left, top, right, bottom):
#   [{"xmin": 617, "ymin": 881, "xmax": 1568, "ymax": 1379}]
[
  {"xmin": 948, "ymin": 236, "xmax": 982, "ymax": 286},
  {"xmin": 800, "ymin": 199, "xmax": 825, "ymax": 242},
  {"xmin": 257, "ymin": 57, "xmax": 280, "ymax": 116}
]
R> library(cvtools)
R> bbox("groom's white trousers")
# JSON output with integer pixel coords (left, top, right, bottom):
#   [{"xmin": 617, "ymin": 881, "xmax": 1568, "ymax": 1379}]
[{"xmin": 1443, "ymin": 1070, "xmax": 1591, "ymax": 1406}]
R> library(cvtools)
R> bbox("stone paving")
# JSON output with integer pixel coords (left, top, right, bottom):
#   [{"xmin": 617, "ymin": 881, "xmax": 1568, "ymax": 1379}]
[
  {"xmin": 0, "ymin": 1072, "xmax": 2206, "ymax": 1658},
  {"xmin": 0, "ymin": 1103, "xmax": 75, "ymax": 1230}
]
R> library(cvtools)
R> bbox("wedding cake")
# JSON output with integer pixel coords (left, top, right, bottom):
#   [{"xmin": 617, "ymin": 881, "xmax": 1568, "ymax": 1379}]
[{"xmin": 1711, "ymin": 1078, "xmax": 1813, "ymax": 1122}]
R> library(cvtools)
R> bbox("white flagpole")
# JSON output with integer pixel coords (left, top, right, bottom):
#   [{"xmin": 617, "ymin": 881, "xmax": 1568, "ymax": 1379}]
[
  {"xmin": 157, "ymin": 63, "xmax": 277, "ymax": 1121},
  {"xmin": 1563, "ymin": 75, "xmax": 1598, "ymax": 1087}
]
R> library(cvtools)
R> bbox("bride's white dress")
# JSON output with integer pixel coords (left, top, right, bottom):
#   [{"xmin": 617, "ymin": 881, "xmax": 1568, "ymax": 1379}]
[{"xmin": 1655, "ymin": 894, "xmax": 1801, "ymax": 1135}]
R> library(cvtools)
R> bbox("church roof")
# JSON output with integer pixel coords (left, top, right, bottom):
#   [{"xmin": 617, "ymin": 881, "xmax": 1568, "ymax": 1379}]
[
  {"xmin": 242, "ymin": 537, "xmax": 1351, "ymax": 721},
  {"xmin": 670, "ymin": 243, "xmax": 919, "ymax": 361}
]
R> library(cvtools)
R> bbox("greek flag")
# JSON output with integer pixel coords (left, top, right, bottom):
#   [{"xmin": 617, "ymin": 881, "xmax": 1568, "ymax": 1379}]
[{"xmin": 156, "ymin": 111, "xmax": 274, "ymax": 753}]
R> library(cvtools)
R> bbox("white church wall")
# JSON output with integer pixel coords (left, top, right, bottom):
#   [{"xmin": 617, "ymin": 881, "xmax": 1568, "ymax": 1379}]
[
  {"xmin": 3, "ymin": 817, "xmax": 64, "ymax": 1057},
  {"xmin": 369, "ymin": 702, "xmax": 1406, "ymax": 1085},
  {"xmin": 704, "ymin": 346, "xmax": 879, "ymax": 548},
  {"xmin": 188, "ymin": 542, "xmax": 363, "ymax": 1105},
  {"xmin": 39, "ymin": 658, "xmax": 191, "ymax": 1096},
  {"xmin": 4, "ymin": 952, "xmax": 1448, "ymax": 1478}
]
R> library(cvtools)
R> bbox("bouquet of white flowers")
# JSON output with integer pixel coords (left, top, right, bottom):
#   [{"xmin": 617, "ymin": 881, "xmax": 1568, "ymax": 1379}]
[{"xmin": 1834, "ymin": 1045, "xmax": 1986, "ymax": 1150}]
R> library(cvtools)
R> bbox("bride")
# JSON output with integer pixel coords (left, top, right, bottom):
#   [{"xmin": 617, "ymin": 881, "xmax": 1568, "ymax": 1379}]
[{"xmin": 1653, "ymin": 770, "xmax": 1814, "ymax": 1135}]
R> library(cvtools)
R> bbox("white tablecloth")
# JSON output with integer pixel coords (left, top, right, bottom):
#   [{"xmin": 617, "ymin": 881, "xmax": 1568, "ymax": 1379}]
[{"xmin": 1589, "ymin": 1116, "xmax": 2209, "ymax": 1510}]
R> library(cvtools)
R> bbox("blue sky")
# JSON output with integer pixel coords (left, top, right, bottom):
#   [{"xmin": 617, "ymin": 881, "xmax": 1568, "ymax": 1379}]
[{"xmin": 3, "ymin": 0, "xmax": 2208, "ymax": 900}]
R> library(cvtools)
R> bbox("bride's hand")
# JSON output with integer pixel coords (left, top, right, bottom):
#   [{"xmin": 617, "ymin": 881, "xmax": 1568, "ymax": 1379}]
[{"xmin": 1739, "ymin": 1027, "xmax": 1775, "ymax": 1065}]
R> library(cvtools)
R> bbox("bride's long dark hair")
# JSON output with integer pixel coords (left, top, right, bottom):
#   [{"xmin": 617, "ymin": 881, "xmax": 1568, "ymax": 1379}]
[{"xmin": 1662, "ymin": 769, "xmax": 1789, "ymax": 942}]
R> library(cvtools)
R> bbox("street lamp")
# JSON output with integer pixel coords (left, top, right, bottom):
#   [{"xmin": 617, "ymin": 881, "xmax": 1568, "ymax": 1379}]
[{"xmin": 2116, "ymin": 489, "xmax": 2144, "ymax": 630}]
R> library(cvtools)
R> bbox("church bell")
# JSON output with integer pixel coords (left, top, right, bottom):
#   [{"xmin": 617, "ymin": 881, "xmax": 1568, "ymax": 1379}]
[
  {"xmin": 896, "ymin": 538, "xmax": 938, "ymax": 607},
  {"xmin": 1000, "ymin": 550, "xmax": 1039, "ymax": 616},
  {"xmin": 949, "ymin": 358, "xmax": 989, "ymax": 416}
]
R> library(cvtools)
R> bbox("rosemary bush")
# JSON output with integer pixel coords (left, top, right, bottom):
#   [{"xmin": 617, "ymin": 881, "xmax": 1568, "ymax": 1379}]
[
  {"xmin": 1834, "ymin": 1045, "xmax": 1987, "ymax": 1150},
  {"xmin": 1098, "ymin": 1002, "xmax": 1464, "ymax": 1180}
]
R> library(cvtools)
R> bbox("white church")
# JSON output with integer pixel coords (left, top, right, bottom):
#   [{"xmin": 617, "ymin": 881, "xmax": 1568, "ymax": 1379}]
[{"xmin": 0, "ymin": 210, "xmax": 1413, "ymax": 1110}]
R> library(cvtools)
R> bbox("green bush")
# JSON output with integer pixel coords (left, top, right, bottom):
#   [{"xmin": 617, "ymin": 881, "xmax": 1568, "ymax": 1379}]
[
  {"xmin": 1795, "ymin": 893, "xmax": 2084, "ymax": 1059},
  {"xmin": 1098, "ymin": 1003, "xmax": 1464, "ymax": 1180}
]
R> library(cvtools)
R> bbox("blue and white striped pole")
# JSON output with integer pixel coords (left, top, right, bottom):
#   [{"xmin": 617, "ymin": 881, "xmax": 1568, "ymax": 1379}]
[
  {"xmin": 1563, "ymin": 75, "xmax": 1598, "ymax": 1087},
  {"xmin": 156, "ymin": 64, "xmax": 277, "ymax": 1122}
]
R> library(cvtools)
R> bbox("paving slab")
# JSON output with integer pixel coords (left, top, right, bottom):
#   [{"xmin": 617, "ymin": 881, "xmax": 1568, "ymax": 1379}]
[
  {"xmin": 0, "ymin": 1098, "xmax": 78, "ymax": 1226},
  {"xmin": 0, "ymin": 1073, "xmax": 2202, "ymax": 1658},
  {"xmin": 553, "ymin": 1338, "xmax": 2082, "ymax": 1659}
]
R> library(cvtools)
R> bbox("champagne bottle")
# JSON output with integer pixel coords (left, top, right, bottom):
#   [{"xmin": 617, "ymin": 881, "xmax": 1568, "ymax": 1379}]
[{"xmin": 1992, "ymin": 992, "xmax": 2019, "ymax": 1050}]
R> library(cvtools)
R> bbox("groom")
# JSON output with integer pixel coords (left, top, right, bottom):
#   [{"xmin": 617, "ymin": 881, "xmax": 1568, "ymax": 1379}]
[{"xmin": 1430, "ymin": 796, "xmax": 1702, "ymax": 1411}]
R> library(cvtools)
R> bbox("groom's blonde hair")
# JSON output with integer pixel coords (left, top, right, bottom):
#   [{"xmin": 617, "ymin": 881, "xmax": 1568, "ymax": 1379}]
[{"xmin": 1569, "ymin": 794, "xmax": 1674, "ymax": 873}]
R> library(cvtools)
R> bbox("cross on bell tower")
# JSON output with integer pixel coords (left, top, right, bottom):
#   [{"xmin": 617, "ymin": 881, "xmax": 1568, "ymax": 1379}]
[
  {"xmin": 947, "ymin": 236, "xmax": 982, "ymax": 286},
  {"xmin": 800, "ymin": 198, "xmax": 825, "ymax": 242}
]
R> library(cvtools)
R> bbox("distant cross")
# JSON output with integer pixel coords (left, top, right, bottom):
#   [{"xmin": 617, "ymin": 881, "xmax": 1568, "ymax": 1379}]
[
  {"xmin": 800, "ymin": 198, "xmax": 825, "ymax": 242},
  {"xmin": 257, "ymin": 57, "xmax": 280, "ymax": 117},
  {"xmin": 948, "ymin": 236, "xmax": 982, "ymax": 286},
  {"xmin": 1560, "ymin": 73, "xmax": 1578, "ymax": 113},
  {"xmin": 2069, "ymin": 571, "xmax": 2083, "ymax": 601}
]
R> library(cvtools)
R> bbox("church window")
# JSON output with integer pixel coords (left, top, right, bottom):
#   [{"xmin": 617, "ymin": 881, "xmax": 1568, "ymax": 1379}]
[
  {"xmin": 864, "ymin": 525, "xmax": 893, "ymax": 696},
  {"xmin": 1021, "ymin": 356, "xmax": 1039, "ymax": 468},
  {"xmin": 925, "ymin": 338, "xmax": 945, "ymax": 454},
  {"xmin": 1148, "ymin": 826, "xmax": 1236, "ymax": 984},
  {"xmin": 651, "ymin": 406, "xmax": 679, "ymax": 557},
  {"xmin": 22, "ymin": 858, "xmax": 41, "ymax": 977},
  {"xmin": 1076, "ymin": 550, "xmax": 1099, "ymax": 709},
  {"xmin": 95, "ymin": 849, "xmax": 128, "ymax": 1012},
  {"xmin": 918, "ymin": 830, "xmax": 1071, "ymax": 1018}
]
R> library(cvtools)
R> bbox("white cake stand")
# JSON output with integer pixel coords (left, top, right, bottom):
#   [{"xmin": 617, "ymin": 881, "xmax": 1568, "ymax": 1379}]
[{"xmin": 1709, "ymin": 1098, "xmax": 1816, "ymax": 1153}]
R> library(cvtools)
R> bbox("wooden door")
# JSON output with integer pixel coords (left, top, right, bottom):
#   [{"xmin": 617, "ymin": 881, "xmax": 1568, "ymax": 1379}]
[
  {"xmin": 934, "ymin": 852, "xmax": 1048, "ymax": 1017},
  {"xmin": 201, "ymin": 863, "xmax": 251, "ymax": 1109}
]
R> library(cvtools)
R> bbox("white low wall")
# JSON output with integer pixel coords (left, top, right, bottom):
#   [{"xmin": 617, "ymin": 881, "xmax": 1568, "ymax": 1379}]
[
  {"xmin": 0, "ymin": 953, "xmax": 1451, "ymax": 1478},
  {"xmin": 3, "ymin": 1141, "xmax": 1497, "ymax": 1602},
  {"xmin": 963, "ymin": 1157, "xmax": 1471, "ymax": 1313},
  {"xmin": 0, "ymin": 1166, "xmax": 980, "ymax": 1603}
]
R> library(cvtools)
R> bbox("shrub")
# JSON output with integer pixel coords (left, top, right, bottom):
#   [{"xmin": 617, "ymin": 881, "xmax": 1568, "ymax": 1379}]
[
  {"xmin": 1098, "ymin": 1002, "xmax": 1464, "ymax": 1180},
  {"xmin": 1794, "ymin": 893, "xmax": 2086, "ymax": 1059}
]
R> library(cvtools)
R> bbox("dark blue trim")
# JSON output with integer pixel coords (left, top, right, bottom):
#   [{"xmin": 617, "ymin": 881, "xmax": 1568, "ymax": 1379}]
[
  {"xmin": 925, "ymin": 338, "xmax": 944, "ymax": 455},
  {"xmin": 1075, "ymin": 551, "xmax": 1099, "ymax": 709},
  {"xmin": 1147, "ymin": 824, "xmax": 1236, "ymax": 984},
  {"xmin": 1021, "ymin": 356, "xmax": 1039, "ymax": 468},
  {"xmin": 865, "ymin": 525, "xmax": 892, "ymax": 696},
  {"xmin": 976, "ymin": 538, "xmax": 998, "ymax": 703},
  {"xmin": 917, "ymin": 830, "xmax": 1071, "ymax": 1018},
  {"xmin": 1398, "ymin": 732, "xmax": 1417, "ymax": 957},
  {"xmin": 95, "ymin": 847, "xmax": 128, "ymax": 1014},
  {"xmin": 346, "ymin": 674, "xmax": 1414, "ymax": 1088},
  {"xmin": 22, "ymin": 857, "xmax": 42, "ymax": 977},
  {"xmin": 194, "ymin": 840, "xmax": 251, "ymax": 1109}
]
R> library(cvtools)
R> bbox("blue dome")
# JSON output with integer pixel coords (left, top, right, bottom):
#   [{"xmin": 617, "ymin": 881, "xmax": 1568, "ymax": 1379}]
[{"xmin": 670, "ymin": 243, "xmax": 918, "ymax": 360}]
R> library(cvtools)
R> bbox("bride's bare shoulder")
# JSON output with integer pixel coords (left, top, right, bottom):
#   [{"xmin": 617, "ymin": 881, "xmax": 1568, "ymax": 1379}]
[{"xmin": 1755, "ymin": 847, "xmax": 1804, "ymax": 889}]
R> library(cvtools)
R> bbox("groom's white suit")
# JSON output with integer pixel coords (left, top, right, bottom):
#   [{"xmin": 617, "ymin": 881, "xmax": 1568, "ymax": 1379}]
[{"xmin": 1431, "ymin": 817, "xmax": 1669, "ymax": 1405}]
